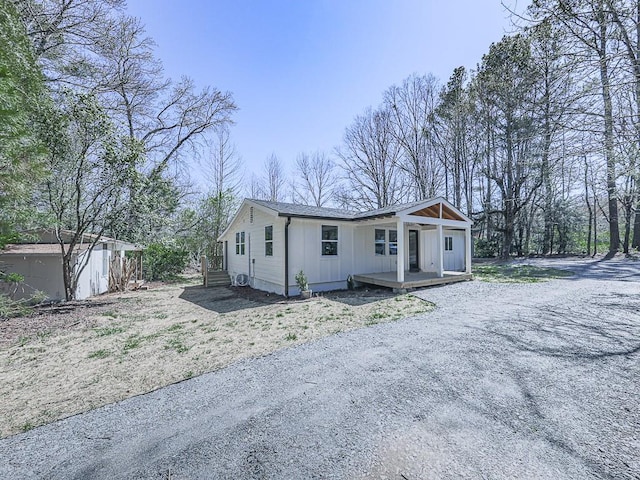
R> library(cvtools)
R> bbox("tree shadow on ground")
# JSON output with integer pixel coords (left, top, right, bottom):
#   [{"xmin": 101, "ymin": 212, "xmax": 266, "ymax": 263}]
[
  {"xmin": 179, "ymin": 285, "xmax": 397, "ymax": 312},
  {"xmin": 178, "ymin": 285, "xmax": 287, "ymax": 314},
  {"xmin": 545, "ymin": 257, "xmax": 640, "ymax": 282},
  {"xmin": 473, "ymin": 292, "xmax": 640, "ymax": 360},
  {"xmin": 319, "ymin": 288, "xmax": 397, "ymax": 306}
]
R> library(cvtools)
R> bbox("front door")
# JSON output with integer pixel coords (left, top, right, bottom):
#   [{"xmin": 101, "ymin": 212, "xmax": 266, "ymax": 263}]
[
  {"xmin": 409, "ymin": 230, "xmax": 419, "ymax": 272},
  {"xmin": 444, "ymin": 234, "xmax": 455, "ymax": 270}
]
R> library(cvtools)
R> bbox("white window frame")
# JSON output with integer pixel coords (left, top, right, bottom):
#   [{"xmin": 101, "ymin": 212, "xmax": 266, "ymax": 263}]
[
  {"xmin": 265, "ymin": 225, "xmax": 273, "ymax": 256},
  {"xmin": 236, "ymin": 231, "xmax": 245, "ymax": 255},
  {"xmin": 374, "ymin": 229, "xmax": 386, "ymax": 255},
  {"xmin": 389, "ymin": 229, "xmax": 398, "ymax": 256}
]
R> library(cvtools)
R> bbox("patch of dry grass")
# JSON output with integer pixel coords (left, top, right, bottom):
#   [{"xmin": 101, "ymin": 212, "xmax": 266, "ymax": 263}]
[{"xmin": 0, "ymin": 281, "xmax": 432, "ymax": 437}]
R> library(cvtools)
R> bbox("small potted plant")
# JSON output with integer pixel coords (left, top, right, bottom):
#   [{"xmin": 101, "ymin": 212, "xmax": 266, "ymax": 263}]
[{"xmin": 295, "ymin": 270, "xmax": 312, "ymax": 299}]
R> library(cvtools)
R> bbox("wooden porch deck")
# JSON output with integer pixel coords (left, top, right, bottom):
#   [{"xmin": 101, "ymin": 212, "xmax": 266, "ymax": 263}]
[{"xmin": 353, "ymin": 271, "xmax": 473, "ymax": 289}]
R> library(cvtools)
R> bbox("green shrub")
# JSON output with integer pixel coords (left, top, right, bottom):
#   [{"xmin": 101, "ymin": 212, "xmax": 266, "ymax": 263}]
[
  {"xmin": 0, "ymin": 269, "xmax": 45, "ymax": 319},
  {"xmin": 294, "ymin": 270, "xmax": 308, "ymax": 291},
  {"xmin": 0, "ymin": 292, "xmax": 45, "ymax": 319},
  {"xmin": 143, "ymin": 242, "xmax": 189, "ymax": 281},
  {"xmin": 474, "ymin": 238, "xmax": 499, "ymax": 258}
]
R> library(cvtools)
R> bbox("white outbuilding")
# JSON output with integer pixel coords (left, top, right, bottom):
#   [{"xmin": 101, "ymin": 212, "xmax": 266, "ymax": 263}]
[
  {"xmin": 0, "ymin": 229, "xmax": 140, "ymax": 301},
  {"xmin": 217, "ymin": 198, "xmax": 473, "ymax": 296}
]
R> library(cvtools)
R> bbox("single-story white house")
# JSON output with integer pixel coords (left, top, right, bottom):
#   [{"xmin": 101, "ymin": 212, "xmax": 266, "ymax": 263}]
[
  {"xmin": 0, "ymin": 229, "xmax": 140, "ymax": 301},
  {"xmin": 218, "ymin": 197, "xmax": 473, "ymax": 296}
]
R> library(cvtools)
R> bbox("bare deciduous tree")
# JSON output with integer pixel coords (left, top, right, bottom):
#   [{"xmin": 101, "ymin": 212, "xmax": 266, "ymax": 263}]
[
  {"xmin": 385, "ymin": 73, "xmax": 443, "ymax": 201},
  {"xmin": 204, "ymin": 126, "xmax": 243, "ymax": 196},
  {"xmin": 336, "ymin": 106, "xmax": 408, "ymax": 210},
  {"xmin": 262, "ymin": 154, "xmax": 286, "ymax": 202},
  {"xmin": 291, "ymin": 151, "xmax": 336, "ymax": 207}
]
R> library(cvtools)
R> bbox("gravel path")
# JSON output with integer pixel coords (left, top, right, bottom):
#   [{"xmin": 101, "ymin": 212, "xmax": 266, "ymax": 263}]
[{"xmin": 1, "ymin": 258, "xmax": 639, "ymax": 479}]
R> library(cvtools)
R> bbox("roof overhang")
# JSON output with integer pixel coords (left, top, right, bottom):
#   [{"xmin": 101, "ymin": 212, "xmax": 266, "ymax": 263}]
[
  {"xmin": 276, "ymin": 212, "xmax": 353, "ymax": 221},
  {"xmin": 218, "ymin": 197, "xmax": 472, "ymax": 242},
  {"xmin": 395, "ymin": 197, "xmax": 472, "ymax": 224},
  {"xmin": 0, "ymin": 244, "xmax": 89, "ymax": 256},
  {"xmin": 218, "ymin": 199, "xmax": 280, "ymax": 241}
]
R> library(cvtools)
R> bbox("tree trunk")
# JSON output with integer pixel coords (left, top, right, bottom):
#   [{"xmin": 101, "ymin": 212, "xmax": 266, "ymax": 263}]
[
  {"xmin": 61, "ymin": 253, "xmax": 75, "ymax": 301},
  {"xmin": 597, "ymin": 11, "xmax": 620, "ymax": 253},
  {"xmin": 623, "ymin": 196, "xmax": 632, "ymax": 253},
  {"xmin": 585, "ymin": 157, "xmax": 593, "ymax": 256},
  {"xmin": 633, "ymin": 200, "xmax": 640, "ymax": 248}
]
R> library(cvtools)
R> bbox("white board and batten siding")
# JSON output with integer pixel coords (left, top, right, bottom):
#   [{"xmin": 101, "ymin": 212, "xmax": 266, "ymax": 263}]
[
  {"xmin": 75, "ymin": 246, "xmax": 114, "ymax": 299},
  {"xmin": 225, "ymin": 203, "xmax": 286, "ymax": 294},
  {"xmin": 422, "ymin": 228, "xmax": 466, "ymax": 273},
  {"xmin": 221, "ymin": 198, "xmax": 472, "ymax": 296},
  {"xmin": 224, "ymin": 206, "xmax": 359, "ymax": 295},
  {"xmin": 355, "ymin": 224, "xmax": 466, "ymax": 275},
  {"xmin": 287, "ymin": 219, "xmax": 355, "ymax": 295},
  {"xmin": 353, "ymin": 223, "xmax": 399, "ymax": 274}
]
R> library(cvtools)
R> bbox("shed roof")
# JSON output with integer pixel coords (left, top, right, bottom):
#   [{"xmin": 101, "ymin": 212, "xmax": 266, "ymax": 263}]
[
  {"xmin": 15, "ymin": 229, "xmax": 141, "ymax": 251},
  {"xmin": 0, "ymin": 243, "xmax": 90, "ymax": 256}
]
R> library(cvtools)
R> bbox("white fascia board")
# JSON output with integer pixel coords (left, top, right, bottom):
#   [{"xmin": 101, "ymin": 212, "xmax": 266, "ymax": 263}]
[
  {"xmin": 399, "ymin": 214, "xmax": 471, "ymax": 228},
  {"xmin": 395, "ymin": 197, "xmax": 473, "ymax": 224},
  {"xmin": 352, "ymin": 216, "xmax": 398, "ymax": 227},
  {"xmin": 395, "ymin": 198, "xmax": 440, "ymax": 217},
  {"xmin": 217, "ymin": 199, "xmax": 279, "ymax": 242}
]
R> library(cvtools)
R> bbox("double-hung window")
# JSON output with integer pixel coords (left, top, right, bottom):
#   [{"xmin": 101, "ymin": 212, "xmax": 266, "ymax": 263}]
[
  {"xmin": 375, "ymin": 229, "xmax": 386, "ymax": 255},
  {"xmin": 265, "ymin": 226, "xmax": 273, "ymax": 256},
  {"xmin": 236, "ymin": 232, "xmax": 245, "ymax": 255},
  {"xmin": 321, "ymin": 225, "xmax": 338, "ymax": 256}
]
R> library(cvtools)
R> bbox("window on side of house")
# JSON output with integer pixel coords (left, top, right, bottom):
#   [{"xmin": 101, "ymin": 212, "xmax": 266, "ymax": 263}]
[
  {"xmin": 374, "ymin": 229, "xmax": 386, "ymax": 255},
  {"xmin": 445, "ymin": 235, "xmax": 453, "ymax": 251},
  {"xmin": 321, "ymin": 225, "xmax": 338, "ymax": 256},
  {"xmin": 265, "ymin": 225, "xmax": 273, "ymax": 256},
  {"xmin": 236, "ymin": 231, "xmax": 245, "ymax": 255},
  {"xmin": 389, "ymin": 230, "xmax": 398, "ymax": 255}
]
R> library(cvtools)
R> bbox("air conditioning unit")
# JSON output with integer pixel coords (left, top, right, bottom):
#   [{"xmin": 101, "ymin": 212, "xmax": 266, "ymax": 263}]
[{"xmin": 235, "ymin": 273, "xmax": 249, "ymax": 287}]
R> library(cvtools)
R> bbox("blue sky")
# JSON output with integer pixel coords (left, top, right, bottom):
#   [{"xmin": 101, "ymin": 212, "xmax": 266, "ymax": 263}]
[{"xmin": 125, "ymin": 1, "xmax": 523, "ymax": 191}]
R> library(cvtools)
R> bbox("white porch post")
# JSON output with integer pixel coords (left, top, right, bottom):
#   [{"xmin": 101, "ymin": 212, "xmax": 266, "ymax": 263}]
[
  {"xmin": 465, "ymin": 226, "xmax": 472, "ymax": 274},
  {"xmin": 436, "ymin": 224, "xmax": 444, "ymax": 278},
  {"xmin": 396, "ymin": 218, "xmax": 404, "ymax": 283}
]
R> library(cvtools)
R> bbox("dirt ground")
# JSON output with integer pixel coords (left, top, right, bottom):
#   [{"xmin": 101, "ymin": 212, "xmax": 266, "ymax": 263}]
[{"xmin": 0, "ymin": 278, "xmax": 432, "ymax": 438}]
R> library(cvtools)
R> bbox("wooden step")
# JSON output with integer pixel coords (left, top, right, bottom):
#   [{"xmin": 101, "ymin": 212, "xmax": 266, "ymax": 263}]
[
  {"xmin": 207, "ymin": 270, "xmax": 228, "ymax": 277},
  {"xmin": 205, "ymin": 271, "xmax": 230, "ymax": 287}
]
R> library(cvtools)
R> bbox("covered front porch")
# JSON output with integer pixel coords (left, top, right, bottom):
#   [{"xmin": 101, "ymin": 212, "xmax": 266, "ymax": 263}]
[
  {"xmin": 353, "ymin": 270, "xmax": 473, "ymax": 289},
  {"xmin": 351, "ymin": 197, "xmax": 473, "ymax": 289}
]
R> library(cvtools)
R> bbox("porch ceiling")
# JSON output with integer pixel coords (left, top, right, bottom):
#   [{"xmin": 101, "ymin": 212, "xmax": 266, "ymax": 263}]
[{"xmin": 408, "ymin": 202, "xmax": 464, "ymax": 221}]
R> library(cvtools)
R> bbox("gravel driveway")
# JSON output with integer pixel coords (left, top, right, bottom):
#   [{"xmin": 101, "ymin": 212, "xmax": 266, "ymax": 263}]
[{"xmin": 1, "ymin": 258, "xmax": 639, "ymax": 479}]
